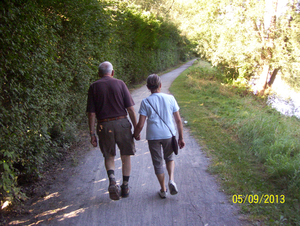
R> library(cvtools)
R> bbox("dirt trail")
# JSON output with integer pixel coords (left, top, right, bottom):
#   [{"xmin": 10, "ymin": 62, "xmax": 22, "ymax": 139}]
[{"xmin": 8, "ymin": 60, "xmax": 245, "ymax": 226}]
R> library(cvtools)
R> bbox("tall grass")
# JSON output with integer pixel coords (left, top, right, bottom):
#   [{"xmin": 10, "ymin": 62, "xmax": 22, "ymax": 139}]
[{"xmin": 171, "ymin": 59, "xmax": 300, "ymax": 225}]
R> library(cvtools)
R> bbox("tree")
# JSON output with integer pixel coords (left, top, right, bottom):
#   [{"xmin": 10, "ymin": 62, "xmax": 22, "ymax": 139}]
[{"xmin": 161, "ymin": 0, "xmax": 300, "ymax": 94}]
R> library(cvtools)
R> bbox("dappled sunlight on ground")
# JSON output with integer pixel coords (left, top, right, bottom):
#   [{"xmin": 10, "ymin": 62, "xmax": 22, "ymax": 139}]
[
  {"xmin": 35, "ymin": 205, "xmax": 70, "ymax": 220},
  {"xmin": 93, "ymin": 178, "xmax": 107, "ymax": 184},
  {"xmin": 9, "ymin": 219, "xmax": 30, "ymax": 225},
  {"xmin": 8, "ymin": 170, "xmax": 112, "ymax": 225},
  {"xmin": 57, "ymin": 207, "xmax": 87, "ymax": 222}
]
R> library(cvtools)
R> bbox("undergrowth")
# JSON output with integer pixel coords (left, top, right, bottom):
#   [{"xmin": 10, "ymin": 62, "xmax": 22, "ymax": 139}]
[{"xmin": 170, "ymin": 59, "xmax": 300, "ymax": 225}]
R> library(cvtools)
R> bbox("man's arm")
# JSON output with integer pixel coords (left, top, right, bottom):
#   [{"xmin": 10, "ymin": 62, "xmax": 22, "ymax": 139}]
[
  {"xmin": 88, "ymin": 112, "xmax": 97, "ymax": 147},
  {"xmin": 133, "ymin": 114, "xmax": 146, "ymax": 140},
  {"xmin": 173, "ymin": 111, "xmax": 185, "ymax": 149},
  {"xmin": 126, "ymin": 106, "xmax": 138, "ymax": 128}
]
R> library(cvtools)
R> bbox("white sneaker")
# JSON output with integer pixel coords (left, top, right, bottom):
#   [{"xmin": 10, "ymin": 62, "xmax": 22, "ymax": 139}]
[
  {"xmin": 158, "ymin": 189, "xmax": 167, "ymax": 199},
  {"xmin": 168, "ymin": 180, "xmax": 178, "ymax": 195}
]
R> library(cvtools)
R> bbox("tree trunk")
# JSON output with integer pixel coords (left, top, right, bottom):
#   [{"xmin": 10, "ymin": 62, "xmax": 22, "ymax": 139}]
[
  {"xmin": 267, "ymin": 68, "xmax": 280, "ymax": 88},
  {"xmin": 256, "ymin": 0, "xmax": 279, "ymax": 95},
  {"xmin": 257, "ymin": 64, "xmax": 270, "ymax": 94}
]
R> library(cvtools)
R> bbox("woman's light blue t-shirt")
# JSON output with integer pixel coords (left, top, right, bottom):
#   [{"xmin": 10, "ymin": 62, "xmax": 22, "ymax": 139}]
[{"xmin": 138, "ymin": 93, "xmax": 179, "ymax": 140}]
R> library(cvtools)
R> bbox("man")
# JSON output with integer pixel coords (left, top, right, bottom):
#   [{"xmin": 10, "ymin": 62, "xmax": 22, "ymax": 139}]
[{"xmin": 86, "ymin": 61, "xmax": 137, "ymax": 201}]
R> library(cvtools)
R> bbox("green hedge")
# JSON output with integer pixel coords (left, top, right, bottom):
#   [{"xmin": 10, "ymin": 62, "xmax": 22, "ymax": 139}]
[{"xmin": 0, "ymin": 0, "xmax": 191, "ymax": 202}]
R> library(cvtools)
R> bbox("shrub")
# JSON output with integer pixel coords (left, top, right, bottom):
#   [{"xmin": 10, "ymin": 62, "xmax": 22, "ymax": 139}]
[{"xmin": 0, "ymin": 0, "xmax": 192, "ymax": 202}]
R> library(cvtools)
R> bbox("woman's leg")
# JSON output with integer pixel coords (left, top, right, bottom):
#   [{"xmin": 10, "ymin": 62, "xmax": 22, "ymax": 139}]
[
  {"xmin": 156, "ymin": 173, "xmax": 166, "ymax": 192},
  {"xmin": 148, "ymin": 140, "xmax": 166, "ymax": 191},
  {"xmin": 162, "ymin": 138, "xmax": 178, "ymax": 195},
  {"xmin": 166, "ymin": 160, "xmax": 175, "ymax": 181}
]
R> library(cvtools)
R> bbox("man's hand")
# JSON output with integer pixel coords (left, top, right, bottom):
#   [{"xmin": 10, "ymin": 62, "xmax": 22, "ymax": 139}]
[{"xmin": 90, "ymin": 135, "xmax": 97, "ymax": 147}]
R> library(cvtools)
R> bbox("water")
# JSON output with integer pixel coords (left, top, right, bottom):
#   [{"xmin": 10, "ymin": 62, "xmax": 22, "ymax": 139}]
[
  {"xmin": 267, "ymin": 94, "xmax": 300, "ymax": 119},
  {"xmin": 250, "ymin": 73, "xmax": 300, "ymax": 119}
]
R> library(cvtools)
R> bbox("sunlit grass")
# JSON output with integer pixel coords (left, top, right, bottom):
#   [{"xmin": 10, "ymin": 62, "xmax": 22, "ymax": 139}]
[{"xmin": 170, "ymin": 59, "xmax": 300, "ymax": 225}]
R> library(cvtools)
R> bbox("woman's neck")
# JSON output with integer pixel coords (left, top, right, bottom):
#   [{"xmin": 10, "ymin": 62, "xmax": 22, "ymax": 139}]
[{"xmin": 151, "ymin": 90, "xmax": 160, "ymax": 94}]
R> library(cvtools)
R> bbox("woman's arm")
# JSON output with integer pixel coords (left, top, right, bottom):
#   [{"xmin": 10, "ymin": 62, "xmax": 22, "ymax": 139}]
[
  {"xmin": 133, "ymin": 115, "xmax": 147, "ymax": 140},
  {"xmin": 173, "ymin": 111, "xmax": 185, "ymax": 149}
]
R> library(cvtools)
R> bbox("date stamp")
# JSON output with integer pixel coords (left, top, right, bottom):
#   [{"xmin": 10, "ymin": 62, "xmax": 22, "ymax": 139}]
[{"xmin": 232, "ymin": 194, "xmax": 285, "ymax": 204}]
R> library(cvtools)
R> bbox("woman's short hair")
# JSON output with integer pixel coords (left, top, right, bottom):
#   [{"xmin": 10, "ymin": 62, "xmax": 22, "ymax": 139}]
[
  {"xmin": 147, "ymin": 74, "xmax": 161, "ymax": 91},
  {"xmin": 98, "ymin": 61, "xmax": 113, "ymax": 76}
]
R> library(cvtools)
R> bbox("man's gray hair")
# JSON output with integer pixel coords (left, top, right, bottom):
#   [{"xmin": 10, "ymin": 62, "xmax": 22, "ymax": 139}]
[
  {"xmin": 98, "ymin": 61, "xmax": 113, "ymax": 77},
  {"xmin": 147, "ymin": 74, "xmax": 161, "ymax": 91}
]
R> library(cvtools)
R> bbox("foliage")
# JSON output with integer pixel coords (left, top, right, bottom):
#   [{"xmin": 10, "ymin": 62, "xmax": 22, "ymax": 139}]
[
  {"xmin": 0, "ymin": 0, "xmax": 191, "ymax": 202},
  {"xmin": 160, "ymin": 0, "xmax": 300, "ymax": 94},
  {"xmin": 125, "ymin": 0, "xmax": 300, "ymax": 92},
  {"xmin": 171, "ymin": 59, "xmax": 300, "ymax": 225},
  {"xmin": 275, "ymin": 8, "xmax": 300, "ymax": 92}
]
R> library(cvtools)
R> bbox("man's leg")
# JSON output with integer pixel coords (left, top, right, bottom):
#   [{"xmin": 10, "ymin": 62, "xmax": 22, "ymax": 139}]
[
  {"xmin": 121, "ymin": 155, "xmax": 131, "ymax": 179},
  {"xmin": 120, "ymin": 155, "xmax": 131, "ymax": 197},
  {"xmin": 105, "ymin": 155, "xmax": 121, "ymax": 200},
  {"xmin": 105, "ymin": 155, "xmax": 116, "ymax": 183}
]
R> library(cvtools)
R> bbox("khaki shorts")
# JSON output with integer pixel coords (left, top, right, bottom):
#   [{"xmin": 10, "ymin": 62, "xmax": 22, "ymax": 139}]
[
  {"xmin": 97, "ymin": 118, "xmax": 135, "ymax": 158},
  {"xmin": 148, "ymin": 138, "xmax": 174, "ymax": 175}
]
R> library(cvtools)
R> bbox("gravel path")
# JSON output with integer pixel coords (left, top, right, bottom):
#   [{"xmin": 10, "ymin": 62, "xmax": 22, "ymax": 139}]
[{"xmin": 9, "ymin": 60, "xmax": 245, "ymax": 226}]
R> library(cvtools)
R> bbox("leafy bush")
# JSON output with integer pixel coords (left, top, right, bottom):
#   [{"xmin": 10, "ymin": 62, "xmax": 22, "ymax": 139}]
[{"xmin": 0, "ymin": 0, "xmax": 191, "ymax": 202}]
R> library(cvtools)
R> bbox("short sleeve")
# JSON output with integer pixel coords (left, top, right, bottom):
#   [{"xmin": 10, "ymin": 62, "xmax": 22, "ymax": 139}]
[
  {"xmin": 172, "ymin": 96, "xmax": 180, "ymax": 113},
  {"xmin": 138, "ymin": 99, "xmax": 148, "ymax": 116},
  {"xmin": 86, "ymin": 86, "xmax": 95, "ymax": 113},
  {"xmin": 122, "ymin": 82, "xmax": 135, "ymax": 108}
]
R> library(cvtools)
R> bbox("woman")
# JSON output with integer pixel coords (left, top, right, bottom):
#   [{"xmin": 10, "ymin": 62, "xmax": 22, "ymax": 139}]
[{"xmin": 134, "ymin": 74, "xmax": 185, "ymax": 198}]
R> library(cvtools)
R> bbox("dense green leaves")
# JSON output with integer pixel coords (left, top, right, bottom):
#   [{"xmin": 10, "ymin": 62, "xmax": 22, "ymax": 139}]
[
  {"xmin": 152, "ymin": 0, "xmax": 300, "ymax": 93},
  {"xmin": 0, "ymin": 0, "xmax": 190, "ymax": 202}
]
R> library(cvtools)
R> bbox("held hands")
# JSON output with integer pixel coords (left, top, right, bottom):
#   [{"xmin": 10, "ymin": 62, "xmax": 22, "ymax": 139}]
[{"xmin": 133, "ymin": 133, "xmax": 141, "ymax": 141}]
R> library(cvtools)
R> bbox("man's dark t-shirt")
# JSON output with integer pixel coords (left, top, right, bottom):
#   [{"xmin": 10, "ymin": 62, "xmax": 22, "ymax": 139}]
[{"xmin": 86, "ymin": 76, "xmax": 134, "ymax": 120}]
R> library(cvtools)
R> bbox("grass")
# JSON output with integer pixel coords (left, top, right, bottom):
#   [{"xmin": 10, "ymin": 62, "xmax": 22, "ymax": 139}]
[{"xmin": 170, "ymin": 59, "xmax": 300, "ymax": 225}]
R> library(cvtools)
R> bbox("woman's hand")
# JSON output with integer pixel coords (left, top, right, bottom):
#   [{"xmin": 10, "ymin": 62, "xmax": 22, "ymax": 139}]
[{"xmin": 178, "ymin": 138, "xmax": 185, "ymax": 149}]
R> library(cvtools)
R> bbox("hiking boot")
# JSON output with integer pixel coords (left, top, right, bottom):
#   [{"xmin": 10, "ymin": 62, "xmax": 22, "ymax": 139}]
[
  {"xmin": 158, "ymin": 189, "xmax": 167, "ymax": 199},
  {"xmin": 168, "ymin": 180, "xmax": 178, "ymax": 195},
  {"xmin": 121, "ymin": 184, "xmax": 130, "ymax": 198},
  {"xmin": 108, "ymin": 183, "xmax": 121, "ymax": 201}
]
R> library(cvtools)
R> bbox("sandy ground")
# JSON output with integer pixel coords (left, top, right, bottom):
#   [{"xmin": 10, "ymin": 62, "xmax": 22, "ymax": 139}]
[{"xmin": 6, "ymin": 60, "xmax": 247, "ymax": 226}]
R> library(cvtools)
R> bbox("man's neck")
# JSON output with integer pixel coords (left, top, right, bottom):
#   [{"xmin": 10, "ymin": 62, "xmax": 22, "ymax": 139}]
[{"xmin": 102, "ymin": 74, "xmax": 112, "ymax": 78}]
